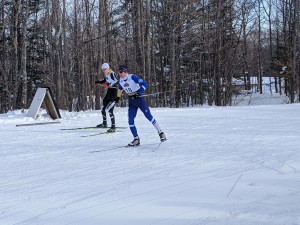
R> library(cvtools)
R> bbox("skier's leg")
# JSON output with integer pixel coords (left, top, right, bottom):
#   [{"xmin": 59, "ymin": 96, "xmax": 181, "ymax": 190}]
[
  {"xmin": 128, "ymin": 100, "xmax": 138, "ymax": 137},
  {"xmin": 97, "ymin": 97, "xmax": 109, "ymax": 127},
  {"xmin": 108, "ymin": 88, "xmax": 118, "ymax": 129},
  {"xmin": 139, "ymin": 98, "xmax": 162, "ymax": 132},
  {"xmin": 108, "ymin": 104, "xmax": 115, "ymax": 128},
  {"xmin": 139, "ymin": 98, "xmax": 166, "ymax": 141}
]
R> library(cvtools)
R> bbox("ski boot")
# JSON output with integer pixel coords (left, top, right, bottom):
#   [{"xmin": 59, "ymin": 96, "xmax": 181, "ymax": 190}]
[
  {"xmin": 96, "ymin": 123, "xmax": 107, "ymax": 128},
  {"xmin": 159, "ymin": 132, "xmax": 167, "ymax": 142},
  {"xmin": 107, "ymin": 125, "xmax": 116, "ymax": 133},
  {"xmin": 127, "ymin": 136, "xmax": 140, "ymax": 147}
]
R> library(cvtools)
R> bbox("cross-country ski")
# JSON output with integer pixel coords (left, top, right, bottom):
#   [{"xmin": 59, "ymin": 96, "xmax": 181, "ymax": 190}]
[
  {"xmin": 80, "ymin": 130, "xmax": 122, "ymax": 137},
  {"xmin": 61, "ymin": 126, "xmax": 127, "ymax": 130},
  {"xmin": 89, "ymin": 142, "xmax": 161, "ymax": 153}
]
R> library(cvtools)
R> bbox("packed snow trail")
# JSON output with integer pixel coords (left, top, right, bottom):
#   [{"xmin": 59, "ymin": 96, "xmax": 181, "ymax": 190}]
[{"xmin": 1, "ymin": 104, "xmax": 300, "ymax": 225}]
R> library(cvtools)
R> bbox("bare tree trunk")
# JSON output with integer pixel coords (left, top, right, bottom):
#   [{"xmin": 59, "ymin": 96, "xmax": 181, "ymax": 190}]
[
  {"xmin": 215, "ymin": 0, "xmax": 228, "ymax": 106},
  {"xmin": 52, "ymin": 0, "xmax": 63, "ymax": 108},
  {"xmin": 132, "ymin": 0, "xmax": 145, "ymax": 74},
  {"xmin": 145, "ymin": 0, "xmax": 151, "ymax": 92},
  {"xmin": 12, "ymin": 0, "xmax": 22, "ymax": 109},
  {"xmin": 262, "ymin": 0, "xmax": 277, "ymax": 93},
  {"xmin": 20, "ymin": 0, "xmax": 29, "ymax": 108},
  {"xmin": 83, "ymin": 0, "xmax": 94, "ymax": 110},
  {"xmin": 241, "ymin": 1, "xmax": 251, "ymax": 90},
  {"xmin": 0, "ymin": 3, "xmax": 5, "ymax": 112},
  {"xmin": 290, "ymin": 0, "xmax": 299, "ymax": 103},
  {"xmin": 258, "ymin": 0, "xmax": 263, "ymax": 94},
  {"xmin": 73, "ymin": 0, "xmax": 81, "ymax": 111},
  {"xmin": 94, "ymin": 0, "xmax": 108, "ymax": 110}
]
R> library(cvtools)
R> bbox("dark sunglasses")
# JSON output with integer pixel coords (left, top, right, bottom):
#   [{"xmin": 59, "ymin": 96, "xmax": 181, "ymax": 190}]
[{"xmin": 118, "ymin": 70, "xmax": 127, "ymax": 73}]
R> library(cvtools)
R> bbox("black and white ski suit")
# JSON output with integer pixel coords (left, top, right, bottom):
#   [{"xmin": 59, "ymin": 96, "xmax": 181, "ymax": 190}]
[{"xmin": 97, "ymin": 71, "xmax": 119, "ymax": 127}]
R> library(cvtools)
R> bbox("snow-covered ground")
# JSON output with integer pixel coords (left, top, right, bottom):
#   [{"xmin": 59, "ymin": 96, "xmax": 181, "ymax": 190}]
[{"xmin": 1, "ymin": 95, "xmax": 300, "ymax": 225}]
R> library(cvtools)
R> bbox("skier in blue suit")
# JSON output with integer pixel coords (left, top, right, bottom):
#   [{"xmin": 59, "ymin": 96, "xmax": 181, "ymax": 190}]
[{"xmin": 113, "ymin": 65, "xmax": 166, "ymax": 146}]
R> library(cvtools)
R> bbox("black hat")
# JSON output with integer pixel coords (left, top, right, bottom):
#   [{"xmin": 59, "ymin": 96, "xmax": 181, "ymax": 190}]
[{"xmin": 118, "ymin": 65, "xmax": 127, "ymax": 71}]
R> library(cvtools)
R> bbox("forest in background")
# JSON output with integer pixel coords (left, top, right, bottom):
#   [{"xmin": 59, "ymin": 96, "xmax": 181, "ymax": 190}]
[{"xmin": 0, "ymin": 0, "xmax": 299, "ymax": 113}]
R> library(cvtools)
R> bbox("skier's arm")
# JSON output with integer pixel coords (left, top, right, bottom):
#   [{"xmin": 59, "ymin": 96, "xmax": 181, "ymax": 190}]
[
  {"xmin": 95, "ymin": 79, "xmax": 106, "ymax": 85},
  {"xmin": 114, "ymin": 89, "xmax": 123, "ymax": 103},
  {"xmin": 117, "ymin": 89, "xmax": 123, "ymax": 98},
  {"xmin": 131, "ymin": 75, "xmax": 148, "ymax": 95},
  {"xmin": 109, "ymin": 72, "xmax": 118, "ymax": 86}
]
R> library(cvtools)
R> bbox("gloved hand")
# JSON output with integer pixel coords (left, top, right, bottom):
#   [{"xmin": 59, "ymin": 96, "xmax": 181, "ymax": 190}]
[
  {"xmin": 131, "ymin": 92, "xmax": 140, "ymax": 99},
  {"xmin": 95, "ymin": 80, "xmax": 100, "ymax": 85},
  {"xmin": 114, "ymin": 97, "xmax": 120, "ymax": 103}
]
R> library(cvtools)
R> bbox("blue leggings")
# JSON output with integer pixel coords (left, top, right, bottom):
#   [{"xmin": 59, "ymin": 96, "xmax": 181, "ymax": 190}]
[{"xmin": 128, "ymin": 97, "xmax": 156, "ymax": 137}]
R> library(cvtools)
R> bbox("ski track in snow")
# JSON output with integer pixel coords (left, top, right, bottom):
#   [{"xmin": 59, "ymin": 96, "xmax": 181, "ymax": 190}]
[{"xmin": 1, "ymin": 105, "xmax": 300, "ymax": 225}]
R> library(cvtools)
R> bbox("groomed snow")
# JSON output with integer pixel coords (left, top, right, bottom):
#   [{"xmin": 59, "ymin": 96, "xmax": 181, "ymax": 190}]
[{"xmin": 1, "ymin": 97, "xmax": 300, "ymax": 225}]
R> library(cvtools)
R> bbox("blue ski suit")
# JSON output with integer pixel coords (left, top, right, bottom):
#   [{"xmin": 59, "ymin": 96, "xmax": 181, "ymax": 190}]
[{"xmin": 118, "ymin": 74, "xmax": 157, "ymax": 137}]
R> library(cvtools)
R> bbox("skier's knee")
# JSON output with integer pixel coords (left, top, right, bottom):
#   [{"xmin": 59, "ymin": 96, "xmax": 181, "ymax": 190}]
[
  {"xmin": 128, "ymin": 118, "xmax": 135, "ymax": 125},
  {"xmin": 108, "ymin": 108, "xmax": 114, "ymax": 114}
]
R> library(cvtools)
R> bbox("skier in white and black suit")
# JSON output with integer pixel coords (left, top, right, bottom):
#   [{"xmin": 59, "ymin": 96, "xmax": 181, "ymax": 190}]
[
  {"xmin": 113, "ymin": 65, "xmax": 166, "ymax": 146},
  {"xmin": 95, "ymin": 63, "xmax": 118, "ymax": 132}
]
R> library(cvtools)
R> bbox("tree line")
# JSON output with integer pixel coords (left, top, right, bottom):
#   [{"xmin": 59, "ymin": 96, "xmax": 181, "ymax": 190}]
[{"xmin": 0, "ymin": 0, "xmax": 299, "ymax": 113}]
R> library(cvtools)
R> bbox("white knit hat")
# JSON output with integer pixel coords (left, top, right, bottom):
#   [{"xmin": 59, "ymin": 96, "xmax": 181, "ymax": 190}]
[{"xmin": 101, "ymin": 63, "xmax": 110, "ymax": 70}]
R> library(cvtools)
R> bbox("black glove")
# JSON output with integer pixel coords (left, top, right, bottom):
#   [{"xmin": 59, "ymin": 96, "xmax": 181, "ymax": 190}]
[
  {"xmin": 114, "ymin": 97, "xmax": 120, "ymax": 103},
  {"xmin": 131, "ymin": 92, "xmax": 140, "ymax": 99},
  {"xmin": 95, "ymin": 80, "xmax": 100, "ymax": 84}
]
